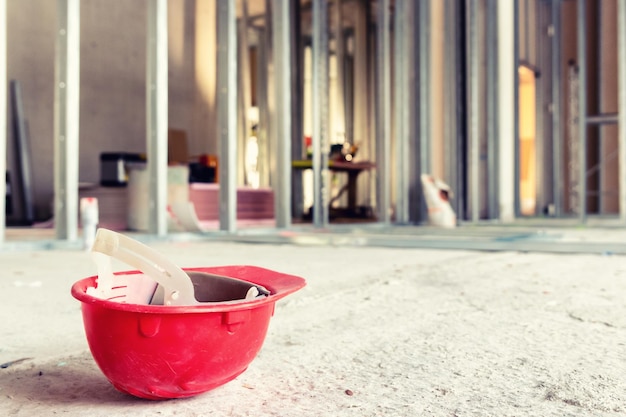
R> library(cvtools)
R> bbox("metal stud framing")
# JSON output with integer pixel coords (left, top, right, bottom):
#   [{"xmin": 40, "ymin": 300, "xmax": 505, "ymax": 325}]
[
  {"xmin": 500, "ymin": 0, "xmax": 516, "ymax": 222},
  {"xmin": 10, "ymin": 0, "xmax": 626, "ymax": 249},
  {"xmin": 238, "ymin": 0, "xmax": 252, "ymax": 189},
  {"xmin": 54, "ymin": 0, "xmax": 80, "ymax": 240},
  {"xmin": 312, "ymin": 0, "xmax": 329, "ymax": 228},
  {"xmin": 376, "ymin": 0, "xmax": 391, "ymax": 224},
  {"xmin": 513, "ymin": 0, "xmax": 521, "ymax": 218},
  {"xmin": 467, "ymin": 0, "xmax": 480, "ymax": 222},
  {"xmin": 146, "ymin": 0, "xmax": 168, "ymax": 236},
  {"xmin": 217, "ymin": 0, "xmax": 238, "ymax": 232},
  {"xmin": 486, "ymin": 0, "xmax": 499, "ymax": 219},
  {"xmin": 394, "ymin": 0, "xmax": 411, "ymax": 224},
  {"xmin": 0, "ymin": 0, "xmax": 5, "ymax": 244},
  {"xmin": 272, "ymin": 0, "xmax": 292, "ymax": 228},
  {"xmin": 552, "ymin": 0, "xmax": 563, "ymax": 217},
  {"xmin": 618, "ymin": 0, "xmax": 626, "ymax": 221},
  {"xmin": 416, "ymin": 0, "xmax": 431, "ymax": 223},
  {"xmin": 577, "ymin": 0, "xmax": 587, "ymax": 222},
  {"xmin": 443, "ymin": 0, "xmax": 461, "ymax": 219}
]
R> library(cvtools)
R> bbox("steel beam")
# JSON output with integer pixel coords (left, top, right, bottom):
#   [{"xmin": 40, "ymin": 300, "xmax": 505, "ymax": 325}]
[
  {"xmin": 577, "ymin": 0, "xmax": 587, "ymax": 222},
  {"xmin": 146, "ymin": 0, "xmax": 168, "ymax": 236},
  {"xmin": 54, "ymin": 0, "xmax": 80, "ymax": 240},
  {"xmin": 0, "ymin": 0, "xmax": 5, "ymax": 244},
  {"xmin": 312, "ymin": 0, "xmax": 329, "ymax": 228},
  {"xmin": 618, "ymin": 0, "xmax": 626, "ymax": 222},
  {"xmin": 552, "ymin": 0, "xmax": 563, "ymax": 217},
  {"xmin": 217, "ymin": 0, "xmax": 238, "ymax": 232},
  {"xmin": 376, "ymin": 0, "xmax": 391, "ymax": 224},
  {"xmin": 272, "ymin": 0, "xmax": 292, "ymax": 228}
]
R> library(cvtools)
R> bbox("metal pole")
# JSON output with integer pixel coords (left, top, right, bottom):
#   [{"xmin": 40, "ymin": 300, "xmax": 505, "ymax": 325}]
[
  {"xmin": 54, "ymin": 0, "xmax": 80, "ymax": 240},
  {"xmin": 535, "ymin": 2, "xmax": 547, "ymax": 216},
  {"xmin": 238, "ymin": 0, "xmax": 252, "ymax": 188},
  {"xmin": 291, "ymin": 0, "xmax": 304, "ymax": 220},
  {"xmin": 467, "ymin": 0, "xmax": 480, "ymax": 222},
  {"xmin": 417, "ymin": 0, "xmax": 431, "ymax": 223},
  {"xmin": 217, "ymin": 0, "xmax": 238, "ymax": 232},
  {"xmin": 272, "ymin": 0, "xmax": 292, "ymax": 228},
  {"xmin": 146, "ymin": 0, "xmax": 168, "ymax": 236},
  {"xmin": 376, "ymin": 0, "xmax": 391, "ymax": 224},
  {"xmin": 394, "ymin": 0, "xmax": 409, "ymax": 224},
  {"xmin": 618, "ymin": 0, "xmax": 626, "ymax": 222},
  {"xmin": 486, "ymin": 0, "xmax": 499, "ymax": 219},
  {"xmin": 513, "ymin": 0, "xmax": 521, "ymax": 218},
  {"xmin": 256, "ymin": 25, "xmax": 270, "ymax": 189},
  {"xmin": 334, "ymin": 0, "xmax": 345, "ymax": 142},
  {"xmin": 312, "ymin": 0, "xmax": 329, "ymax": 228},
  {"xmin": 552, "ymin": 0, "xmax": 563, "ymax": 217},
  {"xmin": 0, "ymin": 0, "xmax": 5, "ymax": 245},
  {"xmin": 499, "ymin": 0, "xmax": 517, "ymax": 222},
  {"xmin": 443, "ymin": 0, "xmax": 457, "ymax": 217},
  {"xmin": 259, "ymin": 0, "xmax": 272, "ymax": 190},
  {"xmin": 577, "ymin": 0, "xmax": 587, "ymax": 222}
]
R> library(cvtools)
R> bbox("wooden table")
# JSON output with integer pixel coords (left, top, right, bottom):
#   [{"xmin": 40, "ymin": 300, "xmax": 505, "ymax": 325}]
[{"xmin": 292, "ymin": 159, "xmax": 375, "ymax": 216}]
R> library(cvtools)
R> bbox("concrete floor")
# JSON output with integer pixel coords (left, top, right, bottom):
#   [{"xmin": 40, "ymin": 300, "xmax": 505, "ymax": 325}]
[{"xmin": 0, "ymin": 227, "xmax": 625, "ymax": 416}]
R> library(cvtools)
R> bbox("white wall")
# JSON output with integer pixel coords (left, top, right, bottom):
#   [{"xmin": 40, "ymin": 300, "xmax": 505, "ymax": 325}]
[{"xmin": 6, "ymin": 0, "xmax": 214, "ymax": 220}]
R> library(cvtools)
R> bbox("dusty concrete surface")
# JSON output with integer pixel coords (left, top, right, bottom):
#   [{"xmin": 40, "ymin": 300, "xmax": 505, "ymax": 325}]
[{"xmin": 1, "ymin": 237, "xmax": 625, "ymax": 416}]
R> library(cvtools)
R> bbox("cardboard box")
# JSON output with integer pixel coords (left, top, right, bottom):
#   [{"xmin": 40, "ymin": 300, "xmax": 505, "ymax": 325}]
[{"xmin": 168, "ymin": 129, "xmax": 189, "ymax": 164}]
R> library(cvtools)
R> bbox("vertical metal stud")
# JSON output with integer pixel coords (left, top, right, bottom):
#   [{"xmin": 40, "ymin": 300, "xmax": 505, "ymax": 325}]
[
  {"xmin": 352, "ymin": 0, "xmax": 370, "ymax": 213},
  {"xmin": 238, "ymin": 0, "xmax": 252, "ymax": 188},
  {"xmin": 486, "ymin": 0, "xmax": 499, "ymax": 219},
  {"xmin": 596, "ymin": 1, "xmax": 604, "ymax": 215},
  {"xmin": 0, "ymin": 0, "xmax": 5, "ymax": 244},
  {"xmin": 443, "ymin": 0, "xmax": 458, "ymax": 218},
  {"xmin": 552, "ymin": 0, "xmax": 563, "ymax": 217},
  {"xmin": 54, "ymin": 0, "xmax": 80, "ymax": 240},
  {"xmin": 146, "ymin": 0, "xmax": 168, "ymax": 236},
  {"xmin": 394, "ymin": 0, "xmax": 410, "ymax": 224},
  {"xmin": 417, "ymin": 0, "xmax": 431, "ymax": 223},
  {"xmin": 291, "ymin": 0, "xmax": 304, "ymax": 220},
  {"xmin": 577, "ymin": 0, "xmax": 587, "ymax": 222},
  {"xmin": 376, "ymin": 0, "xmax": 391, "ymax": 224},
  {"xmin": 618, "ymin": 0, "xmax": 626, "ymax": 222},
  {"xmin": 256, "ymin": 0, "xmax": 272, "ymax": 191},
  {"xmin": 217, "ymin": 0, "xmax": 238, "ymax": 232},
  {"xmin": 312, "ymin": 0, "xmax": 329, "ymax": 228},
  {"xmin": 498, "ymin": 0, "xmax": 517, "ymax": 222},
  {"xmin": 334, "ymin": 0, "xmax": 345, "ymax": 142},
  {"xmin": 513, "ymin": 0, "xmax": 521, "ymax": 219},
  {"xmin": 467, "ymin": 0, "xmax": 480, "ymax": 222},
  {"xmin": 272, "ymin": 0, "xmax": 292, "ymax": 228},
  {"xmin": 256, "ymin": 23, "xmax": 270, "ymax": 189}
]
